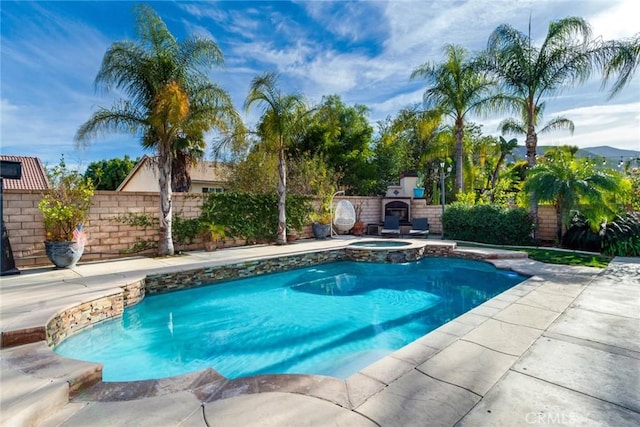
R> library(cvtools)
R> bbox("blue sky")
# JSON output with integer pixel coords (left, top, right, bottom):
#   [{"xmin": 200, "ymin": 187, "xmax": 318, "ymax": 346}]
[{"xmin": 1, "ymin": 0, "xmax": 639, "ymax": 170}]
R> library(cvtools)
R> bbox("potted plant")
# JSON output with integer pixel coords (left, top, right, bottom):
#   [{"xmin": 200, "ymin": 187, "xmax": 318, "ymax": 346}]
[
  {"xmin": 200, "ymin": 220, "xmax": 226, "ymax": 251},
  {"xmin": 38, "ymin": 157, "xmax": 95, "ymax": 268},
  {"xmin": 286, "ymin": 228, "xmax": 298, "ymax": 243},
  {"xmin": 351, "ymin": 202, "xmax": 366, "ymax": 236},
  {"xmin": 309, "ymin": 210, "xmax": 332, "ymax": 239},
  {"xmin": 413, "ymin": 171, "xmax": 425, "ymax": 198}
]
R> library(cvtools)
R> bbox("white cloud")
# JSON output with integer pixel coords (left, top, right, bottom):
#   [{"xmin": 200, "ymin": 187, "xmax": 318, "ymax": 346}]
[
  {"xmin": 1, "ymin": 0, "xmax": 638, "ymax": 169},
  {"xmin": 178, "ymin": 3, "xmax": 226, "ymax": 20},
  {"xmin": 547, "ymin": 103, "xmax": 640, "ymax": 150},
  {"xmin": 302, "ymin": 1, "xmax": 386, "ymax": 43},
  {"xmin": 181, "ymin": 22, "xmax": 216, "ymax": 41},
  {"xmin": 367, "ymin": 87, "xmax": 424, "ymax": 121},
  {"xmin": 589, "ymin": 0, "xmax": 638, "ymax": 40}
]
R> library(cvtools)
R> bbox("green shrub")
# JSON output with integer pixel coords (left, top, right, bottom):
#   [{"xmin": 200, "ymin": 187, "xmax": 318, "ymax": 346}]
[
  {"xmin": 199, "ymin": 192, "xmax": 312, "ymax": 244},
  {"xmin": 600, "ymin": 212, "xmax": 640, "ymax": 257},
  {"xmin": 110, "ymin": 212, "xmax": 158, "ymax": 254},
  {"xmin": 559, "ymin": 212, "xmax": 639, "ymax": 256},
  {"xmin": 172, "ymin": 213, "xmax": 201, "ymax": 249},
  {"xmin": 562, "ymin": 213, "xmax": 602, "ymax": 252},
  {"xmin": 286, "ymin": 194, "xmax": 314, "ymax": 232},
  {"xmin": 442, "ymin": 203, "xmax": 534, "ymax": 245}
]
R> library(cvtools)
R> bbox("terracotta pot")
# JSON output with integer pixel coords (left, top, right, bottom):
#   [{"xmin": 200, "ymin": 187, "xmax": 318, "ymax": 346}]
[
  {"xmin": 352, "ymin": 221, "xmax": 366, "ymax": 236},
  {"xmin": 204, "ymin": 240, "xmax": 217, "ymax": 252}
]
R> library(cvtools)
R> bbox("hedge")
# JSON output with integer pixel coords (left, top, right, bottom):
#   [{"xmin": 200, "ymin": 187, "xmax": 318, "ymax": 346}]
[
  {"xmin": 442, "ymin": 204, "xmax": 534, "ymax": 245},
  {"xmin": 199, "ymin": 192, "xmax": 313, "ymax": 244}
]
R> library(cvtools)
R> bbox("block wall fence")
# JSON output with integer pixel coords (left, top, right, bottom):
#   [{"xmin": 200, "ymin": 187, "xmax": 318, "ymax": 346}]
[{"xmin": 1, "ymin": 190, "xmax": 558, "ymax": 268}]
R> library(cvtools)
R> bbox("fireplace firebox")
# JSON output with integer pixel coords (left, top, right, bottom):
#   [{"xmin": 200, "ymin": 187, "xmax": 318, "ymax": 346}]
[{"xmin": 383, "ymin": 200, "xmax": 410, "ymax": 224}]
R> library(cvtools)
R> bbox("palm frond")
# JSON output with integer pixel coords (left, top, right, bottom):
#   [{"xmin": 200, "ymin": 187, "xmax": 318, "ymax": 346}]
[
  {"xmin": 538, "ymin": 116, "xmax": 575, "ymax": 134},
  {"xmin": 600, "ymin": 35, "xmax": 640, "ymax": 98},
  {"xmin": 179, "ymin": 36, "xmax": 224, "ymax": 71},
  {"xmin": 75, "ymin": 101, "xmax": 147, "ymax": 146},
  {"xmin": 499, "ymin": 118, "xmax": 525, "ymax": 135}
]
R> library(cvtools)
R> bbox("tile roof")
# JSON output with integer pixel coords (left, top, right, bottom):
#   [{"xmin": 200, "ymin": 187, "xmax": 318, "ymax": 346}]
[{"xmin": 0, "ymin": 155, "xmax": 50, "ymax": 190}]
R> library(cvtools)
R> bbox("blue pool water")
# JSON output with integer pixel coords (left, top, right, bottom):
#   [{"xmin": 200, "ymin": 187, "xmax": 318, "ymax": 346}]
[{"xmin": 54, "ymin": 258, "xmax": 527, "ymax": 381}]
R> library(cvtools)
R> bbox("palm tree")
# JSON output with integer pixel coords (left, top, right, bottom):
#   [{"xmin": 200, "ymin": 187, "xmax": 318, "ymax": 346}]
[
  {"xmin": 244, "ymin": 72, "xmax": 307, "ymax": 245},
  {"xmin": 75, "ymin": 5, "xmax": 240, "ymax": 255},
  {"xmin": 482, "ymin": 17, "xmax": 625, "ymax": 168},
  {"xmin": 490, "ymin": 136, "xmax": 518, "ymax": 190},
  {"xmin": 481, "ymin": 16, "xmax": 633, "ymax": 231},
  {"xmin": 498, "ymin": 96, "xmax": 576, "ymax": 149},
  {"xmin": 411, "ymin": 44, "xmax": 500, "ymax": 193},
  {"xmin": 523, "ymin": 148, "xmax": 623, "ymax": 242}
]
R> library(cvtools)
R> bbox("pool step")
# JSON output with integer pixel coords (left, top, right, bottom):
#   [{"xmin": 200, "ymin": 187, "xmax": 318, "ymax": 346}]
[
  {"xmin": 1, "ymin": 341, "xmax": 103, "ymax": 426},
  {"xmin": 1, "ymin": 341, "xmax": 103, "ymax": 395},
  {"xmin": 0, "ymin": 360, "xmax": 69, "ymax": 427},
  {"xmin": 38, "ymin": 402, "xmax": 89, "ymax": 427}
]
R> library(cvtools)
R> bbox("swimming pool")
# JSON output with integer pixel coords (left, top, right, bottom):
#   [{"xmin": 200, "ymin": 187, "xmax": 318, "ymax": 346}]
[{"xmin": 54, "ymin": 257, "xmax": 527, "ymax": 381}]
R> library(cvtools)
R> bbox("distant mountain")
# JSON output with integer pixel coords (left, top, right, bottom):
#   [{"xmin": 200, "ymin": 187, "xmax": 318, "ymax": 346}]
[
  {"xmin": 507, "ymin": 145, "xmax": 640, "ymax": 165},
  {"xmin": 577, "ymin": 146, "xmax": 640, "ymax": 159}
]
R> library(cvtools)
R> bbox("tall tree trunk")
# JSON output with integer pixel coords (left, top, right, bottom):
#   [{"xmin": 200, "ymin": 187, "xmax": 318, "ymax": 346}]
[
  {"xmin": 557, "ymin": 197, "xmax": 568, "ymax": 243},
  {"xmin": 526, "ymin": 120, "xmax": 539, "ymax": 240},
  {"xmin": 490, "ymin": 153, "xmax": 506, "ymax": 190},
  {"xmin": 489, "ymin": 153, "xmax": 505, "ymax": 203},
  {"xmin": 276, "ymin": 144, "xmax": 287, "ymax": 245},
  {"xmin": 454, "ymin": 117, "xmax": 464, "ymax": 194},
  {"xmin": 555, "ymin": 206, "xmax": 563, "ymax": 243},
  {"xmin": 171, "ymin": 152, "xmax": 191, "ymax": 192},
  {"xmin": 525, "ymin": 130, "xmax": 538, "ymax": 170},
  {"xmin": 158, "ymin": 151, "xmax": 174, "ymax": 256}
]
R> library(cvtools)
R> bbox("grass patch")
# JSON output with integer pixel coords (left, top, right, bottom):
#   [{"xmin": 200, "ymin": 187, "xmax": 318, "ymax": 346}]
[{"xmin": 457, "ymin": 243, "xmax": 612, "ymax": 268}]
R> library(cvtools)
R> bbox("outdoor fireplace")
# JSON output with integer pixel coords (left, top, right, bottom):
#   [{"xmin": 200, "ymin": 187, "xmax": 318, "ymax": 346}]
[
  {"xmin": 381, "ymin": 171, "xmax": 418, "ymax": 225},
  {"xmin": 384, "ymin": 200, "xmax": 410, "ymax": 223}
]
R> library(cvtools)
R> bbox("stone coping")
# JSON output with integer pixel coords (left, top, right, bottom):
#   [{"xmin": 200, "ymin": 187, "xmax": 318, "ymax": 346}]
[
  {"xmin": 1, "ymin": 240, "xmax": 532, "ymax": 409},
  {"xmin": 8, "ymin": 255, "xmax": 636, "ymax": 427}
]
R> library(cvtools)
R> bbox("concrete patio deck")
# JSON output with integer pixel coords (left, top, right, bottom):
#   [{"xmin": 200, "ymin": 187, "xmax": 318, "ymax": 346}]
[{"xmin": 1, "ymin": 238, "xmax": 638, "ymax": 426}]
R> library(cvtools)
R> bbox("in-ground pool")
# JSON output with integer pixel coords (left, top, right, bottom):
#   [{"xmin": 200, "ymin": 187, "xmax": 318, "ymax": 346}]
[
  {"xmin": 54, "ymin": 258, "xmax": 527, "ymax": 382},
  {"xmin": 349, "ymin": 240, "xmax": 411, "ymax": 248}
]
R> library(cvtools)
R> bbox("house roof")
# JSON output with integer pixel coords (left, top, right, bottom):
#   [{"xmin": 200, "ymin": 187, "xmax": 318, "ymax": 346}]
[
  {"xmin": 115, "ymin": 154, "xmax": 152, "ymax": 191},
  {"xmin": 0, "ymin": 155, "xmax": 50, "ymax": 190},
  {"xmin": 188, "ymin": 159, "xmax": 231, "ymax": 183},
  {"xmin": 115, "ymin": 155, "xmax": 231, "ymax": 191}
]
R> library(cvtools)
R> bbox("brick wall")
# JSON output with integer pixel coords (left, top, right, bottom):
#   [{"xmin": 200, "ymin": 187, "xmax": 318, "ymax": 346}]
[
  {"xmin": 411, "ymin": 200, "xmax": 445, "ymax": 234},
  {"xmin": 2, "ymin": 190, "xmax": 43, "ymax": 267},
  {"xmin": 336, "ymin": 196, "xmax": 381, "ymax": 225},
  {"xmin": 2, "ymin": 190, "xmax": 210, "ymax": 267},
  {"xmin": 536, "ymin": 205, "xmax": 558, "ymax": 241},
  {"xmin": 2, "ymin": 189, "xmax": 559, "ymax": 268}
]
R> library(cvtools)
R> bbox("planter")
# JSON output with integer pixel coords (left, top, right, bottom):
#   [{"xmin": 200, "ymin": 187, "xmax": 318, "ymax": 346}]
[
  {"xmin": 203, "ymin": 240, "xmax": 217, "ymax": 252},
  {"xmin": 413, "ymin": 188, "xmax": 425, "ymax": 198},
  {"xmin": 44, "ymin": 241, "xmax": 84, "ymax": 268},
  {"xmin": 312, "ymin": 222, "xmax": 331, "ymax": 239},
  {"xmin": 352, "ymin": 221, "xmax": 366, "ymax": 236},
  {"xmin": 286, "ymin": 231, "xmax": 298, "ymax": 243}
]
